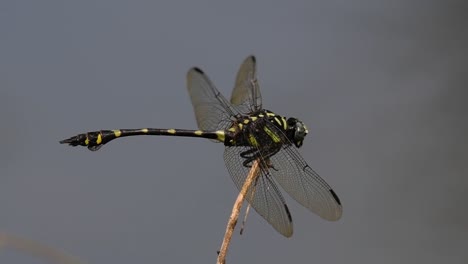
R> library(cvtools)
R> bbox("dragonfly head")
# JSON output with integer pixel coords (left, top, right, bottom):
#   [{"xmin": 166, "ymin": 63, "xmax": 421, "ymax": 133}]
[{"xmin": 287, "ymin": 117, "xmax": 309, "ymax": 148}]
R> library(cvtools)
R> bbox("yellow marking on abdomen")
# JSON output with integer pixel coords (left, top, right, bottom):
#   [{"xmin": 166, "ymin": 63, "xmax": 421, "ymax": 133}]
[
  {"xmin": 167, "ymin": 129, "xmax": 176, "ymax": 134},
  {"xmin": 85, "ymin": 137, "xmax": 90, "ymax": 145},
  {"xmin": 194, "ymin": 130, "xmax": 203, "ymax": 136},
  {"xmin": 243, "ymin": 119, "xmax": 250, "ymax": 124},
  {"xmin": 96, "ymin": 133, "xmax": 103, "ymax": 144},
  {"xmin": 228, "ymin": 127, "xmax": 236, "ymax": 132},
  {"xmin": 250, "ymin": 116, "xmax": 258, "ymax": 121},
  {"xmin": 216, "ymin": 131, "xmax": 225, "ymax": 142},
  {"xmin": 141, "ymin": 128, "xmax": 149, "ymax": 133},
  {"xmin": 238, "ymin": 123, "xmax": 243, "ymax": 130},
  {"xmin": 266, "ymin": 112, "xmax": 276, "ymax": 117},
  {"xmin": 113, "ymin": 130, "xmax": 122, "ymax": 137}
]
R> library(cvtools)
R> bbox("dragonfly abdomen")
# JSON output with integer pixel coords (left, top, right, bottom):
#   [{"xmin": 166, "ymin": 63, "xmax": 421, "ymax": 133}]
[{"xmin": 60, "ymin": 128, "xmax": 225, "ymax": 151}]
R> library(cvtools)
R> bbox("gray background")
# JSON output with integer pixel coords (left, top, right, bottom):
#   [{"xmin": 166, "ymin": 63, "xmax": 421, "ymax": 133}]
[{"xmin": 1, "ymin": 1, "xmax": 467, "ymax": 263}]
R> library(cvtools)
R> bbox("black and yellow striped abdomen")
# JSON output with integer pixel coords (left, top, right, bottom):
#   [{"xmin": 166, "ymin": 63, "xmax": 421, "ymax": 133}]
[{"xmin": 60, "ymin": 128, "xmax": 227, "ymax": 151}]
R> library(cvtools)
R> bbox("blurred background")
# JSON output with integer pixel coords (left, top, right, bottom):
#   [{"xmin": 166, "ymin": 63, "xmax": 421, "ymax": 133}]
[{"xmin": 1, "ymin": 1, "xmax": 467, "ymax": 263}]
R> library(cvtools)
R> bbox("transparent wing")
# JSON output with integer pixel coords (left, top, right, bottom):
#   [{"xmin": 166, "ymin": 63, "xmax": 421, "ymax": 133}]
[
  {"xmin": 267, "ymin": 137, "xmax": 343, "ymax": 221},
  {"xmin": 230, "ymin": 55, "xmax": 262, "ymax": 114},
  {"xmin": 187, "ymin": 67, "xmax": 239, "ymax": 131},
  {"xmin": 224, "ymin": 146, "xmax": 293, "ymax": 237}
]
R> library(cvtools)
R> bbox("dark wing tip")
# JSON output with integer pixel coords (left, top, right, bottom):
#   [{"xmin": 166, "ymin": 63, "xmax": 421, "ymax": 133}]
[
  {"xmin": 329, "ymin": 189, "xmax": 341, "ymax": 205},
  {"xmin": 284, "ymin": 203, "xmax": 292, "ymax": 222},
  {"xmin": 192, "ymin": 67, "xmax": 204, "ymax": 74},
  {"xmin": 244, "ymin": 55, "xmax": 256, "ymax": 63}
]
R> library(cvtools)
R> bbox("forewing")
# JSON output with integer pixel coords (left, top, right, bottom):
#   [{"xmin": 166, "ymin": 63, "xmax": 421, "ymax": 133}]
[
  {"xmin": 224, "ymin": 146, "xmax": 293, "ymax": 237},
  {"xmin": 268, "ymin": 143, "xmax": 343, "ymax": 221},
  {"xmin": 187, "ymin": 67, "xmax": 239, "ymax": 131},
  {"xmin": 230, "ymin": 55, "xmax": 262, "ymax": 114}
]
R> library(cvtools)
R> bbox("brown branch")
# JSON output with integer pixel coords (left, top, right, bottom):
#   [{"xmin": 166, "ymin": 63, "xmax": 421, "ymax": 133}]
[{"xmin": 216, "ymin": 159, "xmax": 261, "ymax": 264}]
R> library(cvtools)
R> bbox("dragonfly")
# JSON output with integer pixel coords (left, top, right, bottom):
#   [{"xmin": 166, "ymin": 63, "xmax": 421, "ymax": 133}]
[{"xmin": 60, "ymin": 55, "xmax": 342, "ymax": 237}]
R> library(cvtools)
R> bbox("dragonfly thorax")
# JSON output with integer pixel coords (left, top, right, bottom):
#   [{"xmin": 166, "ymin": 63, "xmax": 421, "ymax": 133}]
[{"xmin": 223, "ymin": 109, "xmax": 308, "ymax": 149}]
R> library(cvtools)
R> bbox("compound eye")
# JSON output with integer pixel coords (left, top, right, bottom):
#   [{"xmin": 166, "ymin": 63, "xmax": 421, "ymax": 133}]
[
  {"xmin": 287, "ymin": 117, "xmax": 298, "ymax": 127},
  {"xmin": 287, "ymin": 118, "xmax": 308, "ymax": 147},
  {"xmin": 296, "ymin": 124, "xmax": 306, "ymax": 139}
]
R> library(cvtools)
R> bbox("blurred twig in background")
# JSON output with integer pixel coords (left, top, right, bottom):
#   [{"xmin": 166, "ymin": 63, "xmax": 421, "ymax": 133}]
[{"xmin": 0, "ymin": 232, "xmax": 85, "ymax": 264}]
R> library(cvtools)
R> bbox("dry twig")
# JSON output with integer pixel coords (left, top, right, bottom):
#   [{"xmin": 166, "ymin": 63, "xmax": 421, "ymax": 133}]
[{"xmin": 216, "ymin": 159, "xmax": 261, "ymax": 264}]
